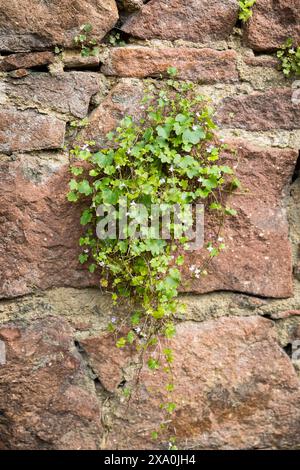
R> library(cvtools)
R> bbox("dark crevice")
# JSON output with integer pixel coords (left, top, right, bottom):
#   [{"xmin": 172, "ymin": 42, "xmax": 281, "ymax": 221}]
[
  {"xmin": 28, "ymin": 64, "xmax": 50, "ymax": 73},
  {"xmin": 283, "ymin": 343, "xmax": 293, "ymax": 358},
  {"xmin": 292, "ymin": 151, "xmax": 300, "ymax": 183},
  {"xmin": 235, "ymin": 19, "xmax": 243, "ymax": 29},
  {"xmin": 0, "ymin": 51, "xmax": 17, "ymax": 56},
  {"xmin": 253, "ymin": 49, "xmax": 278, "ymax": 56},
  {"xmin": 74, "ymin": 340, "xmax": 112, "ymax": 398},
  {"xmin": 117, "ymin": 379, "xmax": 127, "ymax": 389}
]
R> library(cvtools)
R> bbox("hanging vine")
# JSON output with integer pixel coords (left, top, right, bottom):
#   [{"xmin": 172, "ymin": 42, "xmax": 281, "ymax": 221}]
[{"xmin": 67, "ymin": 69, "xmax": 240, "ymax": 447}]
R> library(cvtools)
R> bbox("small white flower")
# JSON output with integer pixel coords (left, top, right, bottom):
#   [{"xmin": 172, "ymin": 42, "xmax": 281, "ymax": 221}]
[
  {"xmin": 189, "ymin": 265, "xmax": 196, "ymax": 272},
  {"xmin": 116, "ymin": 165, "xmax": 120, "ymax": 169},
  {"xmin": 135, "ymin": 327, "xmax": 141, "ymax": 334},
  {"xmin": 159, "ymin": 178, "xmax": 166, "ymax": 184},
  {"xmin": 192, "ymin": 125, "xmax": 198, "ymax": 131},
  {"xmin": 218, "ymin": 237, "xmax": 224, "ymax": 242},
  {"xmin": 81, "ymin": 144, "xmax": 89, "ymax": 151},
  {"xmin": 111, "ymin": 317, "xmax": 117, "ymax": 323},
  {"xmin": 131, "ymin": 201, "xmax": 136, "ymax": 206},
  {"xmin": 207, "ymin": 245, "xmax": 214, "ymax": 252},
  {"xmin": 196, "ymin": 112, "xmax": 200, "ymax": 117},
  {"xmin": 170, "ymin": 166, "xmax": 174, "ymax": 172},
  {"xmin": 84, "ymin": 249, "xmax": 89, "ymax": 253}
]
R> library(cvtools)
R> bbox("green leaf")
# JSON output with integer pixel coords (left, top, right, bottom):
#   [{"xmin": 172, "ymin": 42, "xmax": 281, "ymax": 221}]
[
  {"xmin": 92, "ymin": 151, "xmax": 114, "ymax": 168},
  {"xmin": 77, "ymin": 180, "xmax": 93, "ymax": 196},
  {"xmin": 148, "ymin": 358, "xmax": 160, "ymax": 370},
  {"xmin": 182, "ymin": 127, "xmax": 205, "ymax": 145},
  {"xmin": 156, "ymin": 126, "xmax": 170, "ymax": 140},
  {"xmin": 225, "ymin": 207, "xmax": 237, "ymax": 216},
  {"xmin": 116, "ymin": 337, "xmax": 126, "ymax": 348},
  {"xmin": 127, "ymin": 331, "xmax": 135, "ymax": 344},
  {"xmin": 71, "ymin": 167, "xmax": 83, "ymax": 176},
  {"xmin": 79, "ymin": 253, "xmax": 88, "ymax": 264},
  {"xmin": 88, "ymin": 264, "xmax": 96, "ymax": 273},
  {"xmin": 67, "ymin": 191, "xmax": 78, "ymax": 202},
  {"xmin": 167, "ymin": 66, "xmax": 177, "ymax": 77},
  {"xmin": 131, "ymin": 312, "xmax": 140, "ymax": 326},
  {"xmin": 165, "ymin": 402, "xmax": 176, "ymax": 414},
  {"xmin": 69, "ymin": 179, "xmax": 78, "ymax": 191},
  {"xmin": 80, "ymin": 209, "xmax": 92, "ymax": 225},
  {"xmin": 176, "ymin": 255, "xmax": 184, "ymax": 266},
  {"xmin": 165, "ymin": 324, "xmax": 176, "ymax": 339}
]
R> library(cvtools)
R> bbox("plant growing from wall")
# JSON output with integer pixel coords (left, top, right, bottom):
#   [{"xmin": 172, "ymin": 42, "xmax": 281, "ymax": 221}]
[
  {"xmin": 74, "ymin": 23, "xmax": 100, "ymax": 57},
  {"xmin": 67, "ymin": 69, "xmax": 239, "ymax": 447},
  {"xmin": 238, "ymin": 0, "xmax": 256, "ymax": 22},
  {"xmin": 107, "ymin": 30, "xmax": 126, "ymax": 47},
  {"xmin": 277, "ymin": 38, "xmax": 300, "ymax": 78}
]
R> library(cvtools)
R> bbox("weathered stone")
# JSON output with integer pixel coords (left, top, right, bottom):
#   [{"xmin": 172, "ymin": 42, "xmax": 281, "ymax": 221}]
[
  {"xmin": 0, "ymin": 154, "xmax": 97, "ymax": 298},
  {"xmin": 8, "ymin": 69, "xmax": 30, "ymax": 79},
  {"xmin": 118, "ymin": 0, "xmax": 144, "ymax": 12},
  {"xmin": 62, "ymin": 51, "xmax": 100, "ymax": 70},
  {"xmin": 244, "ymin": 0, "xmax": 300, "ymax": 51},
  {"xmin": 243, "ymin": 53, "xmax": 279, "ymax": 68},
  {"xmin": 0, "ymin": 108, "xmax": 65, "ymax": 153},
  {"xmin": 78, "ymin": 79, "xmax": 144, "ymax": 147},
  {"xmin": 270, "ymin": 310, "xmax": 300, "ymax": 320},
  {"xmin": 80, "ymin": 333, "xmax": 135, "ymax": 393},
  {"xmin": 5, "ymin": 72, "xmax": 101, "ymax": 118},
  {"xmin": 0, "ymin": 316, "xmax": 102, "ymax": 449},
  {"xmin": 0, "ymin": 0, "xmax": 118, "ymax": 52},
  {"xmin": 217, "ymin": 89, "xmax": 300, "ymax": 131},
  {"xmin": 122, "ymin": 0, "xmax": 239, "ymax": 42},
  {"xmin": 105, "ymin": 317, "xmax": 300, "ymax": 449},
  {"xmin": 102, "ymin": 47, "xmax": 238, "ymax": 83},
  {"xmin": 0, "ymin": 51, "xmax": 54, "ymax": 72},
  {"xmin": 182, "ymin": 141, "xmax": 298, "ymax": 298}
]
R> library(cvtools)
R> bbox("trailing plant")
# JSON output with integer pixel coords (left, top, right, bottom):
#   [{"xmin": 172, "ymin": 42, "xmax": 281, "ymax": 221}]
[
  {"xmin": 277, "ymin": 38, "xmax": 300, "ymax": 77},
  {"xmin": 74, "ymin": 23, "xmax": 100, "ymax": 57},
  {"xmin": 67, "ymin": 69, "xmax": 239, "ymax": 447},
  {"xmin": 238, "ymin": 0, "xmax": 256, "ymax": 22}
]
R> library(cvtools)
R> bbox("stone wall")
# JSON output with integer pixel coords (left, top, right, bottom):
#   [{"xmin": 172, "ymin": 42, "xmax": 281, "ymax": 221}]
[{"xmin": 0, "ymin": 0, "xmax": 299, "ymax": 450}]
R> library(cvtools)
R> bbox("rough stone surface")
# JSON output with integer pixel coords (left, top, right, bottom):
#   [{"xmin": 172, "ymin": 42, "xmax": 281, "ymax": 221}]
[
  {"xmin": 0, "ymin": 154, "xmax": 97, "ymax": 298},
  {"xmin": 118, "ymin": 0, "xmax": 144, "ymax": 12},
  {"xmin": 217, "ymin": 89, "xmax": 300, "ymax": 131},
  {"xmin": 80, "ymin": 333, "xmax": 135, "ymax": 393},
  {"xmin": 0, "ymin": 316, "xmax": 102, "ymax": 450},
  {"xmin": 0, "ymin": 0, "xmax": 118, "ymax": 52},
  {"xmin": 102, "ymin": 47, "xmax": 238, "ymax": 83},
  {"xmin": 0, "ymin": 51, "xmax": 54, "ymax": 72},
  {"xmin": 122, "ymin": 0, "xmax": 239, "ymax": 42},
  {"xmin": 5, "ymin": 72, "xmax": 101, "ymax": 118},
  {"xmin": 62, "ymin": 51, "xmax": 100, "ymax": 70},
  {"xmin": 182, "ymin": 141, "xmax": 298, "ymax": 298},
  {"xmin": 244, "ymin": 0, "xmax": 300, "ymax": 51},
  {"xmin": 78, "ymin": 79, "xmax": 144, "ymax": 147},
  {"xmin": 0, "ymin": 108, "xmax": 65, "ymax": 153},
  {"xmin": 104, "ymin": 317, "xmax": 300, "ymax": 449}
]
